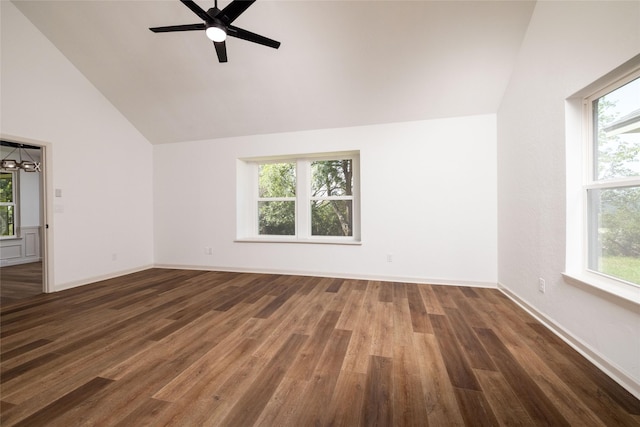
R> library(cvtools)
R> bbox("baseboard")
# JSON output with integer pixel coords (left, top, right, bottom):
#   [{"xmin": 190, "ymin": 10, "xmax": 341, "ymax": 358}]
[
  {"xmin": 54, "ymin": 264, "xmax": 154, "ymax": 293},
  {"xmin": 497, "ymin": 282, "xmax": 640, "ymax": 400},
  {"xmin": 153, "ymin": 263, "xmax": 498, "ymax": 289},
  {"xmin": 0, "ymin": 257, "xmax": 41, "ymax": 267}
]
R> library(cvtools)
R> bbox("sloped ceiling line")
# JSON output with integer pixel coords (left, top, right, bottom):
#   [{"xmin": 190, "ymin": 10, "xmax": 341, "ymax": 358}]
[{"xmin": 12, "ymin": 0, "xmax": 536, "ymax": 144}]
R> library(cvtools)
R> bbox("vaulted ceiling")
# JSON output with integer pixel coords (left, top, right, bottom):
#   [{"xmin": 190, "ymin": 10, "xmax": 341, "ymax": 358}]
[{"xmin": 12, "ymin": 0, "xmax": 536, "ymax": 144}]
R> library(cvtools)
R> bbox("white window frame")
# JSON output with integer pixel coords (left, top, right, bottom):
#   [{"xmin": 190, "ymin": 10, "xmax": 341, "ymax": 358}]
[
  {"xmin": 237, "ymin": 151, "xmax": 361, "ymax": 244},
  {"xmin": 564, "ymin": 58, "xmax": 640, "ymax": 304},
  {"xmin": 256, "ymin": 159, "xmax": 297, "ymax": 237},
  {"xmin": 0, "ymin": 170, "xmax": 18, "ymax": 239}
]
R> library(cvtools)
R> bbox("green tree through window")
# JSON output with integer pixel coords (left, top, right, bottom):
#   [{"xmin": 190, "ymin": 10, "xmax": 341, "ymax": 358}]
[
  {"xmin": 311, "ymin": 160, "xmax": 353, "ymax": 236},
  {"xmin": 252, "ymin": 154, "xmax": 359, "ymax": 240},
  {"xmin": 258, "ymin": 162, "xmax": 296, "ymax": 235},
  {"xmin": 589, "ymin": 76, "xmax": 640, "ymax": 285}
]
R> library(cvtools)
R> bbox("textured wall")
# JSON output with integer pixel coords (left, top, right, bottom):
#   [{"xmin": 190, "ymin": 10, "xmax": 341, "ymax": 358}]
[{"xmin": 497, "ymin": 1, "xmax": 640, "ymax": 396}]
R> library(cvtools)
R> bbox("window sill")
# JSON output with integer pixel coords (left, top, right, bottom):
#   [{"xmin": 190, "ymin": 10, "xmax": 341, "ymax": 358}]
[
  {"xmin": 235, "ymin": 237, "xmax": 362, "ymax": 246},
  {"xmin": 0, "ymin": 236, "xmax": 21, "ymax": 241},
  {"xmin": 562, "ymin": 272, "xmax": 640, "ymax": 305}
]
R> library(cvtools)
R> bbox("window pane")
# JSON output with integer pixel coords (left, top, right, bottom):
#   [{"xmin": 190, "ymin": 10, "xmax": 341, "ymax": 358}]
[
  {"xmin": 259, "ymin": 163, "xmax": 296, "ymax": 198},
  {"xmin": 311, "ymin": 200, "xmax": 353, "ymax": 236},
  {"xmin": 311, "ymin": 160, "xmax": 353, "ymax": 197},
  {"xmin": 0, "ymin": 205, "xmax": 15, "ymax": 236},
  {"xmin": 258, "ymin": 201, "xmax": 295, "ymax": 235},
  {"xmin": 588, "ymin": 186, "xmax": 640, "ymax": 285},
  {"xmin": 593, "ymin": 77, "xmax": 640, "ymax": 180},
  {"xmin": 0, "ymin": 172, "xmax": 13, "ymax": 203}
]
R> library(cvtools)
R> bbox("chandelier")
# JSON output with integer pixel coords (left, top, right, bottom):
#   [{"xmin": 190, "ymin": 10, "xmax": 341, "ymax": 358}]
[{"xmin": 0, "ymin": 144, "xmax": 41, "ymax": 172}]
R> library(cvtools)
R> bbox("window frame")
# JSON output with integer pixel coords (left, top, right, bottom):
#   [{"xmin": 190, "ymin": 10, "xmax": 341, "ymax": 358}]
[
  {"xmin": 256, "ymin": 160, "xmax": 297, "ymax": 237},
  {"xmin": 238, "ymin": 151, "xmax": 361, "ymax": 244},
  {"xmin": 0, "ymin": 170, "xmax": 18, "ymax": 239},
  {"xmin": 575, "ymin": 68, "xmax": 640, "ymax": 295}
]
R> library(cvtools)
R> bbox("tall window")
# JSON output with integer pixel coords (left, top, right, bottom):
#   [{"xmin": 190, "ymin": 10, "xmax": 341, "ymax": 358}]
[
  {"xmin": 310, "ymin": 159, "xmax": 354, "ymax": 237},
  {"xmin": 0, "ymin": 171, "xmax": 17, "ymax": 238},
  {"xmin": 238, "ymin": 152, "xmax": 360, "ymax": 242},
  {"xmin": 585, "ymin": 71, "xmax": 640, "ymax": 286},
  {"xmin": 258, "ymin": 162, "xmax": 296, "ymax": 235}
]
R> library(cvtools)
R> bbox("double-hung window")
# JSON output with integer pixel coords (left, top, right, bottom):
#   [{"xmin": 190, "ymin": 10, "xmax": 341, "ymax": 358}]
[
  {"xmin": 238, "ymin": 151, "xmax": 360, "ymax": 243},
  {"xmin": 258, "ymin": 161, "xmax": 297, "ymax": 236},
  {"xmin": 584, "ymin": 70, "xmax": 640, "ymax": 286},
  {"xmin": 0, "ymin": 171, "xmax": 17, "ymax": 238},
  {"xmin": 310, "ymin": 159, "xmax": 355, "ymax": 237}
]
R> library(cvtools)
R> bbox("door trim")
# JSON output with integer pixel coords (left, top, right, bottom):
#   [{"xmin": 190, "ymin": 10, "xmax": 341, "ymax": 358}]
[{"xmin": 1, "ymin": 134, "xmax": 53, "ymax": 293}]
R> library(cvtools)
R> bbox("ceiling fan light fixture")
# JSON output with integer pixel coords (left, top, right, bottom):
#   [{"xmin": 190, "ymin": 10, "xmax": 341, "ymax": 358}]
[{"xmin": 205, "ymin": 22, "xmax": 227, "ymax": 42}]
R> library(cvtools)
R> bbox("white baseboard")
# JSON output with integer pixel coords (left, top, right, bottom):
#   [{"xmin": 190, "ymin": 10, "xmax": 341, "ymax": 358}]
[
  {"xmin": 498, "ymin": 282, "xmax": 640, "ymax": 400},
  {"xmin": 0, "ymin": 257, "xmax": 41, "ymax": 267},
  {"xmin": 153, "ymin": 263, "xmax": 497, "ymax": 289},
  {"xmin": 53, "ymin": 264, "xmax": 154, "ymax": 293}
]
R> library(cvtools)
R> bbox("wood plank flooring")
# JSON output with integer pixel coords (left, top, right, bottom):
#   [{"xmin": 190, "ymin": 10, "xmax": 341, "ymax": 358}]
[
  {"xmin": 1, "ymin": 268, "xmax": 638, "ymax": 426},
  {"xmin": 0, "ymin": 262, "xmax": 43, "ymax": 305}
]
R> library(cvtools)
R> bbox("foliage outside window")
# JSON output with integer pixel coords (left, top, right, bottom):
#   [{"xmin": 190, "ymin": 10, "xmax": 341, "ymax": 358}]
[
  {"xmin": 0, "ymin": 172, "xmax": 17, "ymax": 238},
  {"xmin": 586, "ymin": 73, "xmax": 640, "ymax": 286},
  {"xmin": 311, "ymin": 160, "xmax": 354, "ymax": 236},
  {"xmin": 249, "ymin": 153, "xmax": 359, "ymax": 242},
  {"xmin": 258, "ymin": 162, "xmax": 296, "ymax": 235}
]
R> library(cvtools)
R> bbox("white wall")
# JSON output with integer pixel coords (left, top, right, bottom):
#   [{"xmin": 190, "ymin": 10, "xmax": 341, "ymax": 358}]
[
  {"xmin": 497, "ymin": 1, "xmax": 640, "ymax": 396},
  {"xmin": 20, "ymin": 169, "xmax": 41, "ymax": 227},
  {"xmin": 154, "ymin": 115, "xmax": 497, "ymax": 286},
  {"xmin": 1, "ymin": 2, "xmax": 154, "ymax": 289}
]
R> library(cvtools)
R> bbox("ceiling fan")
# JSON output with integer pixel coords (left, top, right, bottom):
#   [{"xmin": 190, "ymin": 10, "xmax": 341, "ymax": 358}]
[{"xmin": 149, "ymin": 0, "xmax": 280, "ymax": 63}]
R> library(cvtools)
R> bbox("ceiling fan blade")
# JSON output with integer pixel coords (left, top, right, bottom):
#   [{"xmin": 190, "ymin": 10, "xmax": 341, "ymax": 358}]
[
  {"xmin": 214, "ymin": 41, "xmax": 228, "ymax": 63},
  {"xmin": 180, "ymin": 0, "xmax": 211, "ymax": 22},
  {"xmin": 219, "ymin": 0, "xmax": 256, "ymax": 24},
  {"xmin": 227, "ymin": 25, "xmax": 280, "ymax": 49},
  {"xmin": 149, "ymin": 23, "xmax": 205, "ymax": 33}
]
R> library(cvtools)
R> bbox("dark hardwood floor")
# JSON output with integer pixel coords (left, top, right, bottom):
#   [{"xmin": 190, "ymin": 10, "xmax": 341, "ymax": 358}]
[
  {"xmin": 0, "ymin": 262, "xmax": 43, "ymax": 305},
  {"xmin": 1, "ymin": 268, "xmax": 638, "ymax": 426}
]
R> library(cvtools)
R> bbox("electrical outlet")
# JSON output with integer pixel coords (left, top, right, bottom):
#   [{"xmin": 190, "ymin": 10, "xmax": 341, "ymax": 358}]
[
  {"xmin": 111, "ymin": 253, "xmax": 118, "ymax": 261},
  {"xmin": 538, "ymin": 277, "xmax": 546, "ymax": 293},
  {"xmin": 386, "ymin": 253, "xmax": 393, "ymax": 263},
  {"xmin": 204, "ymin": 247, "xmax": 213, "ymax": 255}
]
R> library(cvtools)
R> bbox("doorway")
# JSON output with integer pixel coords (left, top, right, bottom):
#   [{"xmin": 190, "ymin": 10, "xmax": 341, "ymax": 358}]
[{"xmin": 0, "ymin": 140, "xmax": 47, "ymax": 305}]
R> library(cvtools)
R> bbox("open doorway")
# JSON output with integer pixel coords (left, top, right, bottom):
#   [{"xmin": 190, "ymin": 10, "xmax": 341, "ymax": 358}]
[{"xmin": 0, "ymin": 140, "xmax": 47, "ymax": 305}]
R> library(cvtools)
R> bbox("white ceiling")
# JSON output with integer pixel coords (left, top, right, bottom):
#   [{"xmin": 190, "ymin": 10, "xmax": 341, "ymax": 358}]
[{"xmin": 12, "ymin": 0, "xmax": 535, "ymax": 145}]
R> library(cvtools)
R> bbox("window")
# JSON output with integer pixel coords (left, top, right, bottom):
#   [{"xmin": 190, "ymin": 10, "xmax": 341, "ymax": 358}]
[
  {"xmin": 0, "ymin": 171, "xmax": 17, "ymax": 238},
  {"xmin": 310, "ymin": 159, "xmax": 355, "ymax": 237},
  {"xmin": 238, "ymin": 152, "xmax": 360, "ymax": 243},
  {"xmin": 258, "ymin": 162, "xmax": 296, "ymax": 236},
  {"xmin": 585, "ymin": 71, "xmax": 640, "ymax": 286}
]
